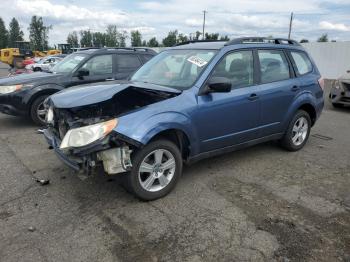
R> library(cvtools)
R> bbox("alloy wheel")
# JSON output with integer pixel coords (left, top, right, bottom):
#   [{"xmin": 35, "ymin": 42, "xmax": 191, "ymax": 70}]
[
  {"xmin": 36, "ymin": 101, "xmax": 47, "ymax": 123},
  {"xmin": 138, "ymin": 149, "xmax": 176, "ymax": 192},
  {"xmin": 291, "ymin": 116, "xmax": 309, "ymax": 146}
]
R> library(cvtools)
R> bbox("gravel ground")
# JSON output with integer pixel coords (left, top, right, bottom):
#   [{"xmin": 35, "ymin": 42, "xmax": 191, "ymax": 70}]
[{"xmin": 0, "ymin": 63, "xmax": 349, "ymax": 262}]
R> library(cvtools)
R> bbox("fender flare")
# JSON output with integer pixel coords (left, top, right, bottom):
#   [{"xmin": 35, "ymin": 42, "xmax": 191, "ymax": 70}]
[
  {"xmin": 282, "ymin": 91, "xmax": 317, "ymax": 128},
  {"xmin": 24, "ymin": 84, "xmax": 64, "ymax": 109},
  {"xmin": 117, "ymin": 111, "xmax": 200, "ymax": 155}
]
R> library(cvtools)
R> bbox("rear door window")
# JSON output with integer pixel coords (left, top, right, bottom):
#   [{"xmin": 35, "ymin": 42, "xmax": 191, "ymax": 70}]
[
  {"xmin": 116, "ymin": 54, "xmax": 142, "ymax": 70},
  {"xmin": 140, "ymin": 54, "xmax": 154, "ymax": 63},
  {"xmin": 258, "ymin": 50, "xmax": 290, "ymax": 84},
  {"xmin": 290, "ymin": 51, "xmax": 313, "ymax": 75}
]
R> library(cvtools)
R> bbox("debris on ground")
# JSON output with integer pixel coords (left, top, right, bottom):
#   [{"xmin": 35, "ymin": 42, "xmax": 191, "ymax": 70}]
[
  {"xmin": 28, "ymin": 226, "xmax": 36, "ymax": 232},
  {"xmin": 35, "ymin": 179, "xmax": 50, "ymax": 186}
]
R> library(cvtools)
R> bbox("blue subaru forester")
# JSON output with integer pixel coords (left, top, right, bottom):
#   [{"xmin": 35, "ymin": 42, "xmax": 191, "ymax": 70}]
[{"xmin": 44, "ymin": 38, "xmax": 324, "ymax": 200}]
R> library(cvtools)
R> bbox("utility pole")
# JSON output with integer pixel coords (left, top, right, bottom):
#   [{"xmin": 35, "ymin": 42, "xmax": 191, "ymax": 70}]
[
  {"xmin": 202, "ymin": 10, "xmax": 207, "ymax": 40},
  {"xmin": 288, "ymin": 12, "xmax": 293, "ymax": 39}
]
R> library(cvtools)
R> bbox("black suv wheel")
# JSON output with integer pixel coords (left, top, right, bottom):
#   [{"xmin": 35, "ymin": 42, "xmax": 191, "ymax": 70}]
[
  {"xmin": 30, "ymin": 95, "xmax": 48, "ymax": 126},
  {"xmin": 125, "ymin": 139, "xmax": 182, "ymax": 201}
]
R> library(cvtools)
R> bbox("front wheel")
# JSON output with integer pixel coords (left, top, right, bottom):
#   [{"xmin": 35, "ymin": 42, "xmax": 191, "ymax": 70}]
[
  {"xmin": 280, "ymin": 110, "xmax": 311, "ymax": 151},
  {"xmin": 30, "ymin": 95, "xmax": 49, "ymax": 126},
  {"xmin": 125, "ymin": 139, "xmax": 183, "ymax": 201}
]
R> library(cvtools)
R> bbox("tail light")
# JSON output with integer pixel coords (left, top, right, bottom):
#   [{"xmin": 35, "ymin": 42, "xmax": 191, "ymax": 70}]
[{"xmin": 318, "ymin": 77, "xmax": 325, "ymax": 91}]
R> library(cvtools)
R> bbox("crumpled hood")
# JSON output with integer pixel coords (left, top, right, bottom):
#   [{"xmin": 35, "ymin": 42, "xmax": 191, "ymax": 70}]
[
  {"xmin": 49, "ymin": 81, "xmax": 181, "ymax": 108},
  {"xmin": 0, "ymin": 72, "xmax": 62, "ymax": 85}
]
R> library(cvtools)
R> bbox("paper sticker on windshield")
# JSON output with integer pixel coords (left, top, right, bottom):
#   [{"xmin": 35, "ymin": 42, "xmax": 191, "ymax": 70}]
[{"xmin": 187, "ymin": 56, "xmax": 208, "ymax": 67}]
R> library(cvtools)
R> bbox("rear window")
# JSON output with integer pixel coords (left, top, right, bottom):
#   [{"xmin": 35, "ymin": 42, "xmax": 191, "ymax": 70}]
[
  {"xmin": 290, "ymin": 51, "xmax": 313, "ymax": 75},
  {"xmin": 116, "ymin": 54, "xmax": 141, "ymax": 69},
  {"xmin": 258, "ymin": 50, "xmax": 290, "ymax": 84}
]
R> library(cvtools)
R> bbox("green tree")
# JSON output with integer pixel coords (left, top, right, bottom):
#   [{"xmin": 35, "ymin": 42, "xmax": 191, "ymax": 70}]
[
  {"xmin": 220, "ymin": 35, "xmax": 230, "ymax": 41},
  {"xmin": 147, "ymin": 37, "xmax": 159, "ymax": 47},
  {"xmin": 195, "ymin": 31, "xmax": 202, "ymax": 40},
  {"xmin": 28, "ymin": 16, "xmax": 51, "ymax": 51},
  {"xmin": 105, "ymin": 25, "xmax": 120, "ymax": 47},
  {"xmin": 317, "ymin": 34, "xmax": 328, "ymax": 42},
  {"xmin": 131, "ymin": 30, "xmax": 142, "ymax": 47},
  {"xmin": 80, "ymin": 30, "xmax": 93, "ymax": 47},
  {"xmin": 300, "ymin": 39, "xmax": 309, "ymax": 43},
  {"xmin": 0, "ymin": 17, "xmax": 8, "ymax": 48},
  {"xmin": 119, "ymin": 30, "xmax": 128, "ymax": 47},
  {"xmin": 67, "ymin": 31, "xmax": 79, "ymax": 47},
  {"xmin": 205, "ymin": 33, "xmax": 219, "ymax": 40},
  {"xmin": 8, "ymin": 18, "xmax": 23, "ymax": 47},
  {"xmin": 177, "ymin": 33, "xmax": 188, "ymax": 44},
  {"xmin": 162, "ymin": 30, "xmax": 178, "ymax": 47},
  {"xmin": 92, "ymin": 32, "xmax": 106, "ymax": 47}
]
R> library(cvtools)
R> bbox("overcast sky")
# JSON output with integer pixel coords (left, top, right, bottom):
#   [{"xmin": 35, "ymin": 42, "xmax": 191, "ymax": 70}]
[{"xmin": 1, "ymin": 0, "xmax": 350, "ymax": 45}]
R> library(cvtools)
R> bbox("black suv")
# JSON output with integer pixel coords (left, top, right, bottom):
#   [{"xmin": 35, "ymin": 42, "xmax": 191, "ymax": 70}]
[{"xmin": 0, "ymin": 48, "xmax": 156, "ymax": 124}]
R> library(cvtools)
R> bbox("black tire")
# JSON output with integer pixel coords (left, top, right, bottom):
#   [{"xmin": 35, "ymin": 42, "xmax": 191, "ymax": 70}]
[
  {"xmin": 125, "ymin": 139, "xmax": 183, "ymax": 201},
  {"xmin": 280, "ymin": 110, "xmax": 311, "ymax": 151},
  {"xmin": 30, "ymin": 95, "xmax": 48, "ymax": 126},
  {"xmin": 332, "ymin": 103, "xmax": 344, "ymax": 108},
  {"xmin": 33, "ymin": 67, "xmax": 41, "ymax": 72}
]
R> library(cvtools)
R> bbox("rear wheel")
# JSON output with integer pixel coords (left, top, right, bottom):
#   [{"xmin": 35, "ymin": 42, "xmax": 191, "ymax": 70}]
[
  {"xmin": 125, "ymin": 139, "xmax": 182, "ymax": 201},
  {"xmin": 33, "ymin": 67, "xmax": 41, "ymax": 72},
  {"xmin": 280, "ymin": 110, "xmax": 311, "ymax": 151},
  {"xmin": 30, "ymin": 95, "xmax": 48, "ymax": 126}
]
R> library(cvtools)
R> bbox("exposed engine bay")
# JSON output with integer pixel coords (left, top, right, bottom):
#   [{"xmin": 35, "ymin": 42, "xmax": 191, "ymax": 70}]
[{"xmin": 45, "ymin": 85, "xmax": 180, "ymax": 175}]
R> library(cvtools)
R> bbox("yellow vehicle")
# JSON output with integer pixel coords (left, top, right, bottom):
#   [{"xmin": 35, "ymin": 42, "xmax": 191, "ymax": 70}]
[
  {"xmin": 0, "ymin": 41, "xmax": 63, "ymax": 68},
  {"xmin": 0, "ymin": 41, "xmax": 33, "ymax": 68}
]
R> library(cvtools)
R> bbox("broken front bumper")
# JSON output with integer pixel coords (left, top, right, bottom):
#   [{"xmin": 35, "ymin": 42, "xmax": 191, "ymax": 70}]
[
  {"xmin": 43, "ymin": 128, "xmax": 133, "ymax": 175},
  {"xmin": 44, "ymin": 128, "xmax": 82, "ymax": 172}
]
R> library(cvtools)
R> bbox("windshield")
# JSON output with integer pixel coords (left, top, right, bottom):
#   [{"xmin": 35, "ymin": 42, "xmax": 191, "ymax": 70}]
[
  {"xmin": 131, "ymin": 49, "xmax": 217, "ymax": 90},
  {"xmin": 52, "ymin": 54, "xmax": 87, "ymax": 74}
]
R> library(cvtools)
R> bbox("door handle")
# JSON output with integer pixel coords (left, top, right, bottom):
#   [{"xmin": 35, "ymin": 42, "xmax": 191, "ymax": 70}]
[
  {"xmin": 106, "ymin": 78, "xmax": 115, "ymax": 81},
  {"xmin": 291, "ymin": 86, "xmax": 300, "ymax": 92},
  {"xmin": 247, "ymin": 93, "xmax": 259, "ymax": 101}
]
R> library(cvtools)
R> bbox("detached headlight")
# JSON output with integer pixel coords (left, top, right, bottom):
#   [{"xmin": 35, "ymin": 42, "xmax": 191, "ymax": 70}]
[
  {"xmin": 0, "ymin": 84, "xmax": 23, "ymax": 94},
  {"xmin": 60, "ymin": 119, "xmax": 118, "ymax": 149}
]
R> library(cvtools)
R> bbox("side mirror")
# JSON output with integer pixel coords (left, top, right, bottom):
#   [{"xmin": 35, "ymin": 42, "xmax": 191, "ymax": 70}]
[
  {"xmin": 76, "ymin": 68, "xmax": 89, "ymax": 78},
  {"xmin": 206, "ymin": 77, "xmax": 231, "ymax": 93}
]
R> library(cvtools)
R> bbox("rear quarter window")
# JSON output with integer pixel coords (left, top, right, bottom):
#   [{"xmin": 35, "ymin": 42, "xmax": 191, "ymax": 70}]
[{"xmin": 290, "ymin": 51, "xmax": 313, "ymax": 75}]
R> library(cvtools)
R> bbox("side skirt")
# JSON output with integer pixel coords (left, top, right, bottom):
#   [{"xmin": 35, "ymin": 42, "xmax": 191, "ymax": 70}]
[{"xmin": 186, "ymin": 133, "xmax": 284, "ymax": 165}]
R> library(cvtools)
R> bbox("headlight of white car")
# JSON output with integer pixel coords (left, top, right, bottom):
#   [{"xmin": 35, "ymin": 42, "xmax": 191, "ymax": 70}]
[
  {"xmin": 60, "ymin": 119, "xmax": 118, "ymax": 149},
  {"xmin": 0, "ymin": 84, "xmax": 23, "ymax": 94}
]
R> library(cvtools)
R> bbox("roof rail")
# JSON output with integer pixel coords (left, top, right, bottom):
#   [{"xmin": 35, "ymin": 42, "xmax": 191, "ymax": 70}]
[
  {"xmin": 225, "ymin": 37, "xmax": 300, "ymax": 46},
  {"xmin": 96, "ymin": 47, "xmax": 155, "ymax": 52},
  {"xmin": 173, "ymin": 40, "xmax": 227, "ymax": 47}
]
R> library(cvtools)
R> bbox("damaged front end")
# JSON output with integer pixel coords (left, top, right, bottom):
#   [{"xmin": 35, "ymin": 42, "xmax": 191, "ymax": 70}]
[{"xmin": 43, "ymin": 83, "xmax": 180, "ymax": 175}]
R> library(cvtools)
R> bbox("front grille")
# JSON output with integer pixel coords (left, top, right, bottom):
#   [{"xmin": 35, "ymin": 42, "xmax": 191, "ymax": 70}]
[{"xmin": 341, "ymin": 82, "xmax": 350, "ymax": 91}]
